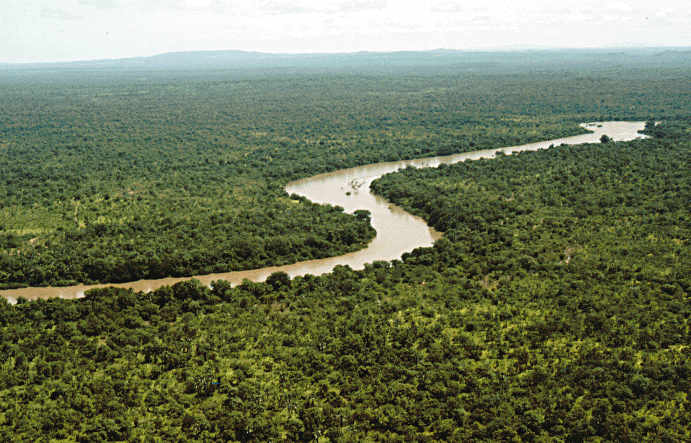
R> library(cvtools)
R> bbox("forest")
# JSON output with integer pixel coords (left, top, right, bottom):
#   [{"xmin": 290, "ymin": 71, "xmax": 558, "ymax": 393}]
[
  {"xmin": 0, "ymin": 71, "xmax": 603, "ymax": 288},
  {"xmin": 3, "ymin": 57, "xmax": 691, "ymax": 288},
  {"xmin": 0, "ymin": 122, "xmax": 689, "ymax": 442},
  {"xmin": 1, "ymin": 52, "xmax": 691, "ymax": 441}
]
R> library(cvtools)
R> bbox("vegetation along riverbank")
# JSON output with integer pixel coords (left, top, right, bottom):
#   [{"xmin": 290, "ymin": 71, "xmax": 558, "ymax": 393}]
[{"xmin": 1, "ymin": 51, "xmax": 690, "ymax": 441}]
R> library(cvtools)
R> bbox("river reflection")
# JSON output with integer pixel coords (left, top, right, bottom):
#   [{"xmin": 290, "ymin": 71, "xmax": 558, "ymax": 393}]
[{"xmin": 1, "ymin": 122, "xmax": 647, "ymax": 303}]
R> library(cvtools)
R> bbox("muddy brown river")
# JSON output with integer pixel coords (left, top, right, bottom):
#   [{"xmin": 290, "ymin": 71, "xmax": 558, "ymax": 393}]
[{"xmin": 1, "ymin": 122, "xmax": 647, "ymax": 303}]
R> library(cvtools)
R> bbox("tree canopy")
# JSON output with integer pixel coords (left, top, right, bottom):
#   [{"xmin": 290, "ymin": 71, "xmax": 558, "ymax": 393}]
[{"xmin": 1, "ymin": 57, "xmax": 691, "ymax": 442}]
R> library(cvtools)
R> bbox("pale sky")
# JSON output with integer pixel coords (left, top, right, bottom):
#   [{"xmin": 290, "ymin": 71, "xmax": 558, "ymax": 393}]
[{"xmin": 2, "ymin": 0, "xmax": 689, "ymax": 63}]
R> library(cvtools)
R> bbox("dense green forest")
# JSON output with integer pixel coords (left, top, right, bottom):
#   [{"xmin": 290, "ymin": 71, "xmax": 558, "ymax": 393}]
[
  {"xmin": 0, "ymin": 73, "xmax": 594, "ymax": 289},
  {"xmin": 0, "ymin": 121, "xmax": 689, "ymax": 442},
  {"xmin": 3, "ymin": 57, "xmax": 691, "ymax": 288},
  {"xmin": 2, "ymin": 53, "xmax": 691, "ymax": 441}
]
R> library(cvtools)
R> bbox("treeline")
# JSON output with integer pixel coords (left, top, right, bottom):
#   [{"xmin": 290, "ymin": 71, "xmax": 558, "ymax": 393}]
[
  {"xmin": 0, "ymin": 188, "xmax": 374, "ymax": 286},
  {"xmin": 0, "ymin": 75, "xmax": 584, "ymax": 289},
  {"xmin": 3, "ymin": 67, "xmax": 691, "ymax": 287},
  {"xmin": 0, "ymin": 122, "xmax": 689, "ymax": 441}
]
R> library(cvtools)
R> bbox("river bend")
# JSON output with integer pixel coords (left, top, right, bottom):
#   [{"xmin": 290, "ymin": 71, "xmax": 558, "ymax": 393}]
[{"xmin": 1, "ymin": 122, "xmax": 647, "ymax": 303}]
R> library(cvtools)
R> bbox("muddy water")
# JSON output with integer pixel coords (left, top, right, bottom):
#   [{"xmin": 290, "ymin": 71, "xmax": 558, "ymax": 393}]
[{"xmin": 1, "ymin": 122, "xmax": 647, "ymax": 303}]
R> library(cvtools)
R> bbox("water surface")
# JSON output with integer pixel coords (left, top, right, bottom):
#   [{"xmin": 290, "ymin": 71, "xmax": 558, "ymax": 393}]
[{"xmin": 1, "ymin": 122, "xmax": 647, "ymax": 303}]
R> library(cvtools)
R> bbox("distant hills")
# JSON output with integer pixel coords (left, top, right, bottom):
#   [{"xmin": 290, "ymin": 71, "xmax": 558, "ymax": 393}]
[{"xmin": 2, "ymin": 47, "xmax": 690, "ymax": 77}]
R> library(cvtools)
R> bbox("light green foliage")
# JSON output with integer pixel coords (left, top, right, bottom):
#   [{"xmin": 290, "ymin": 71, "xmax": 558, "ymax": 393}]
[
  {"xmin": 2, "ymin": 55, "xmax": 691, "ymax": 442},
  {"xmin": 7, "ymin": 58, "xmax": 691, "ymax": 287},
  {"xmin": 1, "ymin": 125, "xmax": 689, "ymax": 442}
]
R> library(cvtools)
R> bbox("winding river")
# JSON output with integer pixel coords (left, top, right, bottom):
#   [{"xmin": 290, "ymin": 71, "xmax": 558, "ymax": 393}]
[{"xmin": 1, "ymin": 122, "xmax": 647, "ymax": 303}]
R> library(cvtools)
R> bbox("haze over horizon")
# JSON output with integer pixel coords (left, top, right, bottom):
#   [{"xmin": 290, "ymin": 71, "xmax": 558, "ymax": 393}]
[{"xmin": 3, "ymin": 0, "xmax": 690, "ymax": 64}]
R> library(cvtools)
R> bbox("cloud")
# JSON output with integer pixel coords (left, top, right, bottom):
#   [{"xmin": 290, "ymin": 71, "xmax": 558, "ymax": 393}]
[
  {"xmin": 41, "ymin": 7, "xmax": 83, "ymax": 20},
  {"xmin": 338, "ymin": 1, "xmax": 386, "ymax": 12},
  {"xmin": 78, "ymin": 0, "xmax": 119, "ymax": 10},
  {"xmin": 603, "ymin": 14, "xmax": 631, "ymax": 21},
  {"xmin": 261, "ymin": 1, "xmax": 320, "ymax": 14},
  {"xmin": 431, "ymin": 2, "xmax": 464, "ymax": 13},
  {"xmin": 566, "ymin": 11, "xmax": 594, "ymax": 22},
  {"xmin": 656, "ymin": 8, "xmax": 674, "ymax": 18},
  {"xmin": 183, "ymin": 0, "xmax": 216, "ymax": 8},
  {"xmin": 140, "ymin": 0, "xmax": 218, "ymax": 11},
  {"xmin": 260, "ymin": 0, "xmax": 385, "ymax": 15},
  {"xmin": 606, "ymin": 1, "xmax": 632, "ymax": 12}
]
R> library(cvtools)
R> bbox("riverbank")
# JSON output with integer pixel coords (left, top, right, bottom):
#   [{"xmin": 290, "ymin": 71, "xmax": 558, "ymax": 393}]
[{"xmin": 1, "ymin": 122, "xmax": 647, "ymax": 303}]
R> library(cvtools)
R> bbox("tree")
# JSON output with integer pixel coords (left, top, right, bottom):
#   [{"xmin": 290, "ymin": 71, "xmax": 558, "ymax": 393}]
[
  {"xmin": 353, "ymin": 209, "xmax": 372, "ymax": 223},
  {"xmin": 600, "ymin": 134, "xmax": 611, "ymax": 144},
  {"xmin": 266, "ymin": 271, "xmax": 291, "ymax": 291}
]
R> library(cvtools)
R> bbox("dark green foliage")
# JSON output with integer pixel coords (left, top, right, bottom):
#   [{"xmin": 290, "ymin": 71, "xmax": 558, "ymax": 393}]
[
  {"xmin": 2, "ymin": 57, "xmax": 691, "ymax": 442},
  {"xmin": 5, "ymin": 58, "xmax": 691, "ymax": 287},
  {"xmin": 353, "ymin": 209, "xmax": 372, "ymax": 224},
  {"xmin": 266, "ymin": 271, "xmax": 291, "ymax": 291},
  {"xmin": 1, "ymin": 123, "xmax": 689, "ymax": 441}
]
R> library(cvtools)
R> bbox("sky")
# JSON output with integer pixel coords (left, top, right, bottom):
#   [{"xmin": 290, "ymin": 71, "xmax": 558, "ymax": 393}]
[{"xmin": 2, "ymin": 0, "xmax": 690, "ymax": 63}]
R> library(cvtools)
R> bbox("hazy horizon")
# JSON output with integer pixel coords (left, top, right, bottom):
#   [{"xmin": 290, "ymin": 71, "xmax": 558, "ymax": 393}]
[
  {"xmin": 5, "ymin": 45, "xmax": 691, "ymax": 67},
  {"xmin": 4, "ymin": 0, "xmax": 690, "ymax": 64}
]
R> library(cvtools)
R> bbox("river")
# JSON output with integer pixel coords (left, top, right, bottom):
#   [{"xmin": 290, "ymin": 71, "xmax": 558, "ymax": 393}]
[{"xmin": 1, "ymin": 122, "xmax": 647, "ymax": 303}]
